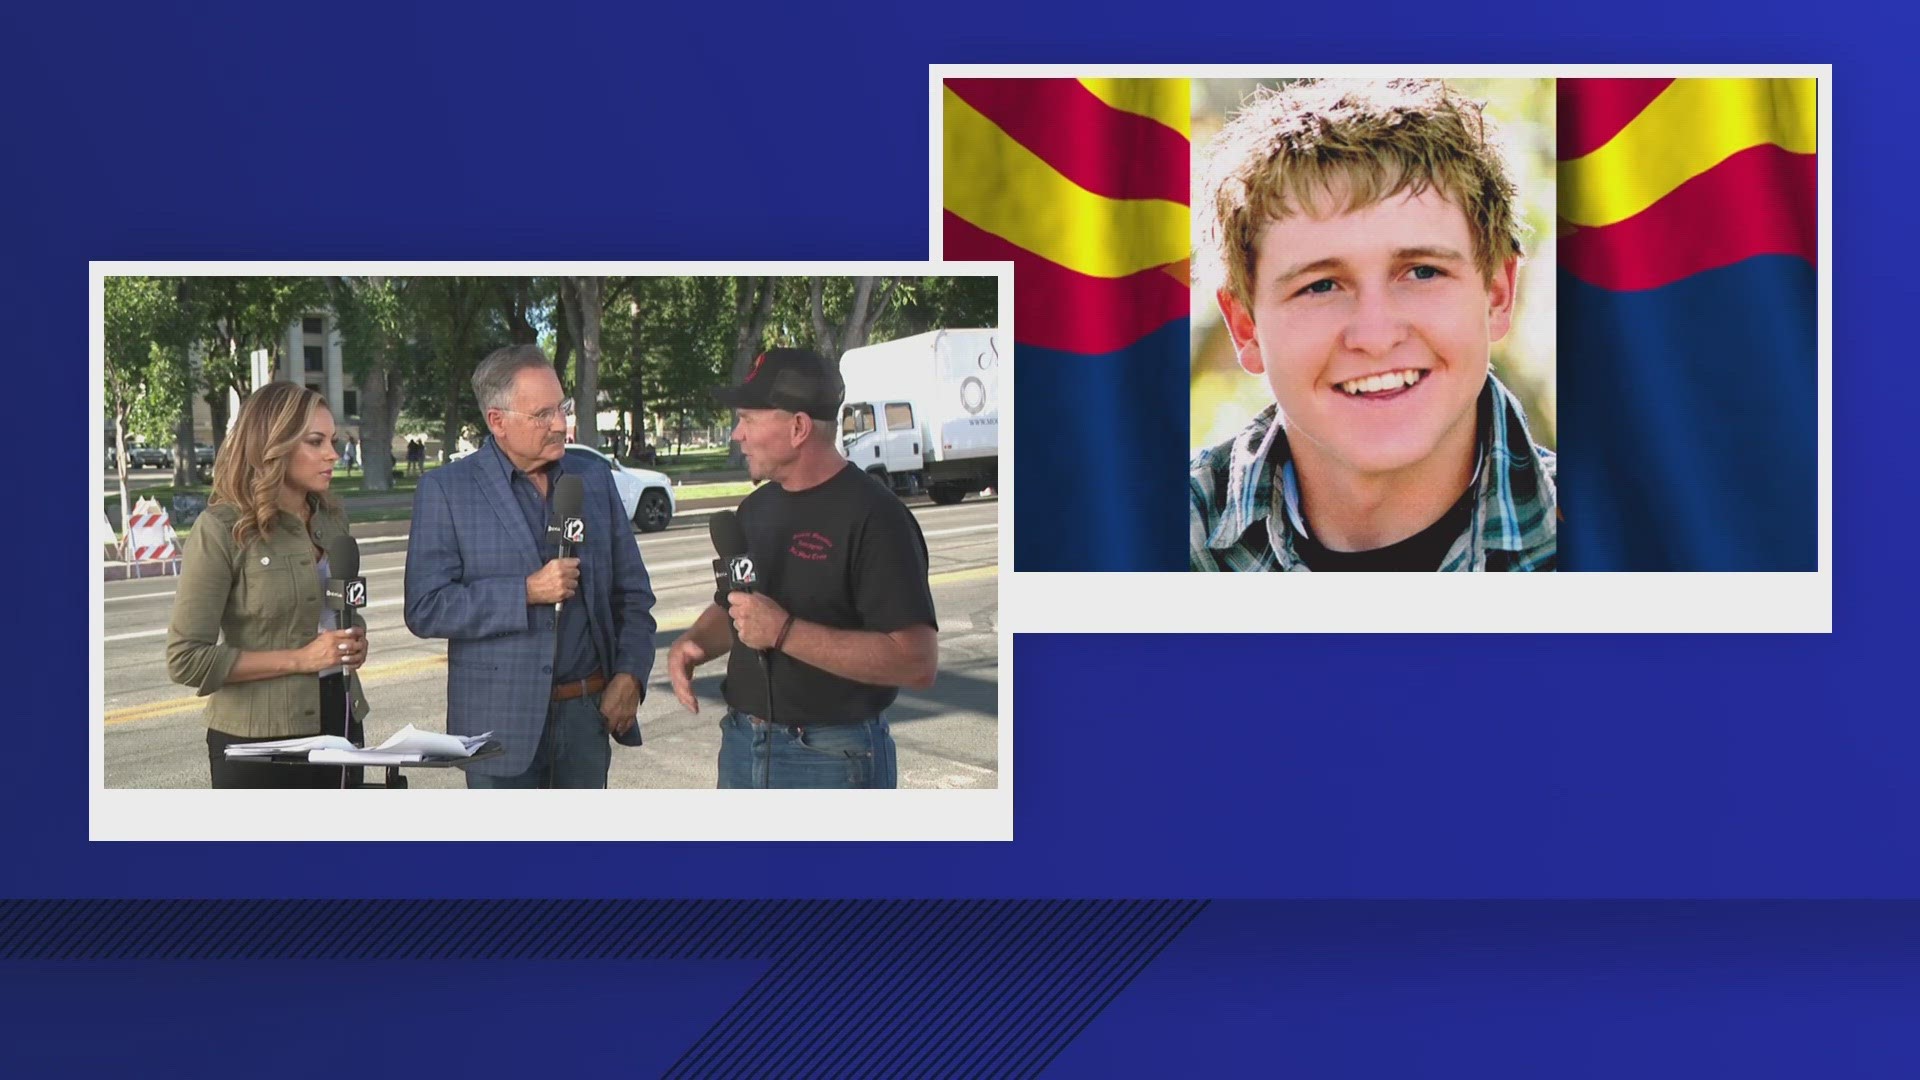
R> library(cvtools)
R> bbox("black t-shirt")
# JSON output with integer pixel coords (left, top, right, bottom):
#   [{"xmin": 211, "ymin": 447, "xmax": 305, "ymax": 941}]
[
  {"xmin": 718, "ymin": 463, "xmax": 939, "ymax": 725},
  {"xmin": 1294, "ymin": 488, "xmax": 1475, "ymax": 572}
]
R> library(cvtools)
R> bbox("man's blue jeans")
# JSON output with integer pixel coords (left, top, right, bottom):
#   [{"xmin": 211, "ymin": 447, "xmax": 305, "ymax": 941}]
[
  {"xmin": 466, "ymin": 693, "xmax": 611, "ymax": 789},
  {"xmin": 716, "ymin": 711, "xmax": 897, "ymax": 789}
]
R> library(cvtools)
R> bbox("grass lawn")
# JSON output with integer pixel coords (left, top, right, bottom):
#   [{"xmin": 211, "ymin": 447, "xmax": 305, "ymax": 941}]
[
  {"xmin": 138, "ymin": 503, "xmax": 418, "ymax": 542},
  {"xmin": 673, "ymin": 480, "xmax": 757, "ymax": 500},
  {"xmin": 106, "ymin": 463, "xmax": 441, "ymax": 512},
  {"xmin": 649, "ymin": 446, "xmax": 735, "ymax": 479}
]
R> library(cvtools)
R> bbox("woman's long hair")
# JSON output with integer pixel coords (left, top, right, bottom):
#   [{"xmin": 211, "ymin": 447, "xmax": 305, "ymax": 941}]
[{"xmin": 211, "ymin": 381, "xmax": 338, "ymax": 547}]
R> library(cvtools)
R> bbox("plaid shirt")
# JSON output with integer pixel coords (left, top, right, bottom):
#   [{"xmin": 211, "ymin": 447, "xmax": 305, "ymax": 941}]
[{"xmin": 1190, "ymin": 375, "xmax": 1557, "ymax": 572}]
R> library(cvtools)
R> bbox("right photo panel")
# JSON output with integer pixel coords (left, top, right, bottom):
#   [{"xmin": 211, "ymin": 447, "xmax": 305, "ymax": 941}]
[{"xmin": 942, "ymin": 71, "xmax": 1820, "ymax": 586}]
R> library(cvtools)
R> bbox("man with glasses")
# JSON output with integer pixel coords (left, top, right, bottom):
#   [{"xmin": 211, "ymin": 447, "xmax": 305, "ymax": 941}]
[{"xmin": 403, "ymin": 344, "xmax": 657, "ymax": 787}]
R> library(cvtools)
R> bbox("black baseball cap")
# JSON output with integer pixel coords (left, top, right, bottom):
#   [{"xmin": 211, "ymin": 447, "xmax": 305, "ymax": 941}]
[{"xmin": 711, "ymin": 347, "xmax": 845, "ymax": 421}]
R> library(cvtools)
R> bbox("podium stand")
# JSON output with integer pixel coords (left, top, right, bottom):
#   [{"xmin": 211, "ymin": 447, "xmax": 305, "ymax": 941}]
[{"xmin": 235, "ymin": 741, "xmax": 505, "ymax": 788}]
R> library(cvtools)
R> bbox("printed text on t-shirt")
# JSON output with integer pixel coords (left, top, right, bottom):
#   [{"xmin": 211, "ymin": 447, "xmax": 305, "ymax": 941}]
[{"xmin": 790, "ymin": 531, "xmax": 833, "ymax": 560}]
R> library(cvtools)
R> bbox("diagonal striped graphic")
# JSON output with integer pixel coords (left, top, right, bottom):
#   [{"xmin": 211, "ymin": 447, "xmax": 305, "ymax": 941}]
[
  {"xmin": 0, "ymin": 899, "xmax": 1207, "ymax": 1078},
  {"xmin": 1557, "ymin": 76, "xmax": 1818, "ymax": 572},
  {"xmin": 945, "ymin": 78, "xmax": 1189, "ymax": 204},
  {"xmin": 1077, "ymin": 77, "xmax": 1190, "ymax": 137},
  {"xmin": 1559, "ymin": 77, "xmax": 1816, "ymax": 227},
  {"xmin": 1556, "ymin": 77, "xmax": 1672, "ymax": 159},
  {"xmin": 1560, "ymin": 142, "xmax": 1817, "ymax": 291},
  {"xmin": 942, "ymin": 76, "xmax": 1192, "ymax": 570},
  {"xmin": 943, "ymin": 85, "xmax": 1188, "ymax": 280},
  {"xmin": 944, "ymin": 211, "xmax": 1188, "ymax": 356}
]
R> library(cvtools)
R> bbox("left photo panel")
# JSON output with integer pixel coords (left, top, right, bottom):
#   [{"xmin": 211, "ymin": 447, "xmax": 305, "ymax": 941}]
[{"xmin": 92, "ymin": 264, "xmax": 1011, "ymax": 841}]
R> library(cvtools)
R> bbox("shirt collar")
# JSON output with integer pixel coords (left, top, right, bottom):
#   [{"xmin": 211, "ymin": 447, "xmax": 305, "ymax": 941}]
[
  {"xmin": 482, "ymin": 435, "xmax": 567, "ymax": 486},
  {"xmin": 1206, "ymin": 374, "xmax": 1554, "ymax": 563}
]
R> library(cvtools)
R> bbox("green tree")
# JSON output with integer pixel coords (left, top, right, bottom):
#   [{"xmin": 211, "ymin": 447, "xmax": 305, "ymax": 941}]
[
  {"xmin": 180, "ymin": 277, "xmax": 327, "ymax": 472},
  {"xmin": 403, "ymin": 277, "xmax": 500, "ymax": 461},
  {"xmin": 329, "ymin": 276, "xmax": 421, "ymax": 492},
  {"xmin": 879, "ymin": 276, "xmax": 999, "ymax": 337},
  {"xmin": 103, "ymin": 276, "xmax": 193, "ymax": 523},
  {"xmin": 803, "ymin": 277, "xmax": 903, "ymax": 363}
]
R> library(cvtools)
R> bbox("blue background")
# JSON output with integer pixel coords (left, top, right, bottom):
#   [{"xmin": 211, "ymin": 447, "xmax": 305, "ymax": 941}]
[{"xmin": 12, "ymin": 0, "xmax": 1906, "ymax": 1073}]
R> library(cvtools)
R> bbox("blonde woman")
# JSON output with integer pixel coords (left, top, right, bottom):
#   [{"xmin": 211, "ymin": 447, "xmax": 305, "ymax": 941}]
[{"xmin": 166, "ymin": 382, "xmax": 370, "ymax": 788}]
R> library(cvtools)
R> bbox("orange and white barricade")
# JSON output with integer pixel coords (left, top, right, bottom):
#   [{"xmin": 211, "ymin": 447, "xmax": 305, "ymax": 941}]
[{"xmin": 121, "ymin": 497, "xmax": 181, "ymax": 578}]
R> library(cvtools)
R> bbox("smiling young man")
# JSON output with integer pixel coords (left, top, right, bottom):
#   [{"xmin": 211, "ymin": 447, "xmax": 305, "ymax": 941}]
[{"xmin": 1190, "ymin": 79, "xmax": 1557, "ymax": 572}]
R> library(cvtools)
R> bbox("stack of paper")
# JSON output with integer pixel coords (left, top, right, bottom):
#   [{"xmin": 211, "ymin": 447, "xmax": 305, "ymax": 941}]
[
  {"xmin": 308, "ymin": 726, "xmax": 494, "ymax": 766},
  {"xmin": 224, "ymin": 734, "xmax": 356, "ymax": 758},
  {"xmin": 224, "ymin": 727, "xmax": 493, "ymax": 766}
]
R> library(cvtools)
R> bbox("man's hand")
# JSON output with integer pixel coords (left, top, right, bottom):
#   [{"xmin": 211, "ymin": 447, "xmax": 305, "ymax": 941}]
[
  {"xmin": 598, "ymin": 672, "xmax": 641, "ymax": 737},
  {"xmin": 668, "ymin": 636, "xmax": 712, "ymax": 713},
  {"xmin": 525, "ymin": 557, "xmax": 580, "ymax": 605},
  {"xmin": 728, "ymin": 592, "xmax": 791, "ymax": 651}
]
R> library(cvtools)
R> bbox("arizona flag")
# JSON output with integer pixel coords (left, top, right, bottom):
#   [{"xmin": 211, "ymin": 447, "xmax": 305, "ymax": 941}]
[
  {"xmin": 943, "ymin": 78, "xmax": 1191, "ymax": 571},
  {"xmin": 1558, "ymin": 78, "xmax": 1818, "ymax": 571}
]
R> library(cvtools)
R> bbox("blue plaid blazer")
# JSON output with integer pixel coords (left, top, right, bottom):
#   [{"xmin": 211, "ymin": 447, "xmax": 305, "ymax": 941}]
[{"xmin": 403, "ymin": 441, "xmax": 657, "ymax": 776}]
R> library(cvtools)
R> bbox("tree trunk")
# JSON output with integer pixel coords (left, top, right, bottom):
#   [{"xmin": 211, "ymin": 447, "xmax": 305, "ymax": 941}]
[
  {"xmin": 808, "ymin": 277, "xmax": 893, "ymax": 364},
  {"xmin": 441, "ymin": 366, "xmax": 462, "ymax": 464},
  {"xmin": 111, "ymin": 406, "xmax": 132, "ymax": 535},
  {"xmin": 440, "ymin": 291, "xmax": 474, "ymax": 465},
  {"xmin": 553, "ymin": 288, "xmax": 575, "ymax": 387},
  {"xmin": 562, "ymin": 277, "xmax": 603, "ymax": 448},
  {"xmin": 726, "ymin": 277, "xmax": 777, "ymax": 467},
  {"xmin": 174, "ymin": 342, "xmax": 203, "ymax": 487},
  {"xmin": 628, "ymin": 293, "xmax": 647, "ymax": 455},
  {"xmin": 358, "ymin": 366, "xmax": 402, "ymax": 492},
  {"xmin": 500, "ymin": 279, "xmax": 538, "ymax": 344},
  {"xmin": 172, "ymin": 410, "xmax": 196, "ymax": 488}
]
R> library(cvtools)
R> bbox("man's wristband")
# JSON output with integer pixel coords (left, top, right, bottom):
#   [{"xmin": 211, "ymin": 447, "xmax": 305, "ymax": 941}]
[{"xmin": 773, "ymin": 613, "xmax": 797, "ymax": 653}]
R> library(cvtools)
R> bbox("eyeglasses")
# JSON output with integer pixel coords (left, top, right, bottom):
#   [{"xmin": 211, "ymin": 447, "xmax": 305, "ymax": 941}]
[{"xmin": 499, "ymin": 399, "xmax": 575, "ymax": 426}]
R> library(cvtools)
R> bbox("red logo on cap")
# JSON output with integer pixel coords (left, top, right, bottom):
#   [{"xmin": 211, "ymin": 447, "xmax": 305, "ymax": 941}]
[{"xmin": 745, "ymin": 353, "xmax": 767, "ymax": 383}]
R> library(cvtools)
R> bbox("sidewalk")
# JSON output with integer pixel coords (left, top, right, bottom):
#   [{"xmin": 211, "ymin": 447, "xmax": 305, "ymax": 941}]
[{"xmin": 102, "ymin": 494, "xmax": 746, "ymax": 582}]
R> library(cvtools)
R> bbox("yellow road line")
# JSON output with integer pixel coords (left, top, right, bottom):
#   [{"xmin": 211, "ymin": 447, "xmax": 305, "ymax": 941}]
[{"xmin": 104, "ymin": 564, "xmax": 998, "ymax": 726}]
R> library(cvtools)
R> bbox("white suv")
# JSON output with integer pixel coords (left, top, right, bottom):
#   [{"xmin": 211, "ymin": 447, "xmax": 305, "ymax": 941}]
[{"xmin": 563, "ymin": 444, "xmax": 676, "ymax": 532}]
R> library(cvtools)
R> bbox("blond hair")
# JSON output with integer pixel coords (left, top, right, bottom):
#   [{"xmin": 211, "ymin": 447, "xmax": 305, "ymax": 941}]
[
  {"xmin": 1199, "ymin": 79, "xmax": 1527, "ymax": 312},
  {"xmin": 210, "ymin": 381, "xmax": 337, "ymax": 546}
]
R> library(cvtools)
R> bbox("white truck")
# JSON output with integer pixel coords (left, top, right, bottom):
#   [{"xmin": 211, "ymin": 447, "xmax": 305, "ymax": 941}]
[{"xmin": 836, "ymin": 329, "xmax": 1000, "ymax": 505}]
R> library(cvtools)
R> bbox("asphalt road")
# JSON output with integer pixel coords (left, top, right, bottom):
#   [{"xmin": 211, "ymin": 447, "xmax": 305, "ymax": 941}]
[{"xmin": 102, "ymin": 498, "xmax": 1000, "ymax": 789}]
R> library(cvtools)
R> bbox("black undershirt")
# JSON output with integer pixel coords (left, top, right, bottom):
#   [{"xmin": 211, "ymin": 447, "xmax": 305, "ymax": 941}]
[{"xmin": 1293, "ymin": 488, "xmax": 1475, "ymax": 572}]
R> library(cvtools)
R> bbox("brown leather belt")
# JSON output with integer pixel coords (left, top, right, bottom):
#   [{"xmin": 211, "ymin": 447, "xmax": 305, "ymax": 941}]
[{"xmin": 552, "ymin": 673, "xmax": 607, "ymax": 701}]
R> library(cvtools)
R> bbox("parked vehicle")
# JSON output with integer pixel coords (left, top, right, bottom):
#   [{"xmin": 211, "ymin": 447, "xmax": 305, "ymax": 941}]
[
  {"xmin": 126, "ymin": 443, "xmax": 172, "ymax": 469},
  {"xmin": 836, "ymin": 329, "xmax": 1000, "ymax": 505},
  {"xmin": 562, "ymin": 444, "xmax": 677, "ymax": 532}
]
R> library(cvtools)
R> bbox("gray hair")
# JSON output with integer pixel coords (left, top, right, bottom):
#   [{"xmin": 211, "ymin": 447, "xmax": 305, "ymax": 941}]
[{"xmin": 471, "ymin": 344, "xmax": 553, "ymax": 413}]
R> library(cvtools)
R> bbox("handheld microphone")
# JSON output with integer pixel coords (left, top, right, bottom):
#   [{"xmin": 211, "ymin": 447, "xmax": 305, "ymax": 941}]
[
  {"xmin": 709, "ymin": 510, "xmax": 756, "ymax": 598},
  {"xmin": 709, "ymin": 510, "xmax": 773, "ymax": 720},
  {"xmin": 322, "ymin": 534, "xmax": 366, "ymax": 629},
  {"xmin": 547, "ymin": 473, "xmax": 585, "ymax": 615},
  {"xmin": 320, "ymin": 534, "xmax": 365, "ymax": 775}
]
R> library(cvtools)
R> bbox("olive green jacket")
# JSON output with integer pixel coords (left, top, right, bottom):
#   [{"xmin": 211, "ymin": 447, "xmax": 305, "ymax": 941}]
[{"xmin": 165, "ymin": 501, "xmax": 371, "ymax": 738}]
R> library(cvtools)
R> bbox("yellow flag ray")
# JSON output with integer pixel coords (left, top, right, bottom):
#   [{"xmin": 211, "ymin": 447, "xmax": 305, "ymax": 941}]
[
  {"xmin": 1077, "ymin": 77, "xmax": 1191, "ymax": 139},
  {"xmin": 943, "ymin": 87, "xmax": 1189, "ymax": 280},
  {"xmin": 1560, "ymin": 78, "xmax": 1817, "ymax": 228}
]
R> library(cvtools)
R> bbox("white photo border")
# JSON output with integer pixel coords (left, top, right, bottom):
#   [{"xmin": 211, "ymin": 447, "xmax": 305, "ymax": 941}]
[
  {"xmin": 91, "ymin": 260, "xmax": 1015, "ymax": 840},
  {"xmin": 932, "ymin": 64, "xmax": 1832, "ymax": 634}
]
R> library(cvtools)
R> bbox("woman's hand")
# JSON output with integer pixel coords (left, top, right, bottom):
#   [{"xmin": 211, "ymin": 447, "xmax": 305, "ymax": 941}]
[{"xmin": 300, "ymin": 628, "xmax": 366, "ymax": 673}]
